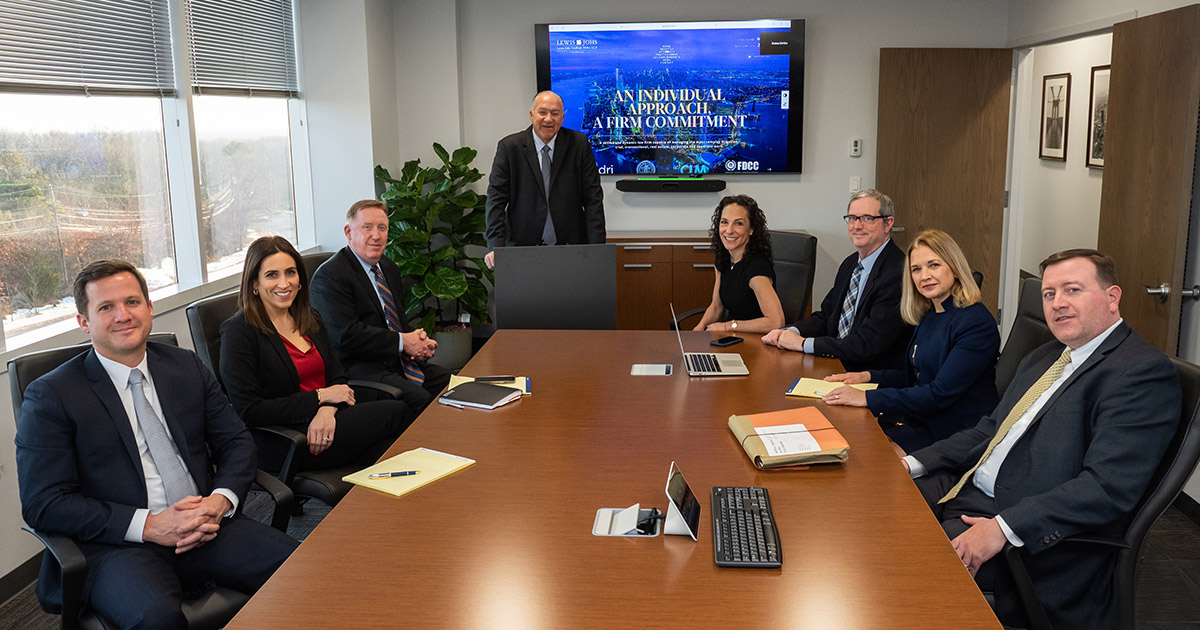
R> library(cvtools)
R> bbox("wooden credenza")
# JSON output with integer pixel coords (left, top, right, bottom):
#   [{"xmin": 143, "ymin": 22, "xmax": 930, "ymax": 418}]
[{"xmin": 608, "ymin": 231, "xmax": 715, "ymax": 330}]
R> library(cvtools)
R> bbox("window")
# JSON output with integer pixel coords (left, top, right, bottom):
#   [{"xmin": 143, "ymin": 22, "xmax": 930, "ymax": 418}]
[{"xmin": 0, "ymin": 0, "xmax": 306, "ymax": 352}]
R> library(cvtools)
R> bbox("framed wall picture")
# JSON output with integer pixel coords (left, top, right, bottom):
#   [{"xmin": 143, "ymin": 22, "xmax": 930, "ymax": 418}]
[
  {"xmin": 1039, "ymin": 73, "xmax": 1071, "ymax": 161},
  {"xmin": 1086, "ymin": 65, "xmax": 1111, "ymax": 169}
]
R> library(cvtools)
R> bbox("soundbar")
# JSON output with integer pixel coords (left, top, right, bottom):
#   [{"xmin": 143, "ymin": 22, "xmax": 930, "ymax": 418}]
[{"xmin": 615, "ymin": 177, "xmax": 727, "ymax": 193}]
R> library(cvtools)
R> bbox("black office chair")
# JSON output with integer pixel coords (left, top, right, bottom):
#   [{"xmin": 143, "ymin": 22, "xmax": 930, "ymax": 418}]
[
  {"xmin": 999, "ymin": 356, "xmax": 1200, "ymax": 630},
  {"xmin": 672, "ymin": 230, "xmax": 817, "ymax": 330},
  {"xmin": 494, "ymin": 244, "xmax": 617, "ymax": 329},
  {"xmin": 185, "ymin": 291, "xmax": 401, "ymax": 508},
  {"xmin": 301, "ymin": 251, "xmax": 334, "ymax": 286},
  {"xmin": 8, "ymin": 334, "xmax": 294, "ymax": 630},
  {"xmin": 971, "ymin": 269, "xmax": 984, "ymax": 291},
  {"xmin": 995, "ymin": 277, "xmax": 1055, "ymax": 397}
]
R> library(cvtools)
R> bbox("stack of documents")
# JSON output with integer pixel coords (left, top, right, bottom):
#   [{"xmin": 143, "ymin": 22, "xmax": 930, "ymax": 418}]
[
  {"xmin": 728, "ymin": 407, "xmax": 850, "ymax": 469},
  {"xmin": 785, "ymin": 377, "xmax": 877, "ymax": 398},
  {"xmin": 343, "ymin": 447, "xmax": 476, "ymax": 497}
]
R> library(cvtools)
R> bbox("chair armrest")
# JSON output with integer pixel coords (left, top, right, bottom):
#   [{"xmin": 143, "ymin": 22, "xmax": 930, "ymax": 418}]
[
  {"xmin": 348, "ymin": 379, "xmax": 404, "ymax": 400},
  {"xmin": 253, "ymin": 469, "xmax": 295, "ymax": 533},
  {"xmin": 21, "ymin": 525, "xmax": 84, "ymax": 628},
  {"xmin": 249, "ymin": 425, "xmax": 306, "ymax": 486},
  {"xmin": 1001, "ymin": 543, "xmax": 1053, "ymax": 630},
  {"xmin": 1058, "ymin": 534, "xmax": 1130, "ymax": 549},
  {"xmin": 670, "ymin": 308, "xmax": 707, "ymax": 331}
]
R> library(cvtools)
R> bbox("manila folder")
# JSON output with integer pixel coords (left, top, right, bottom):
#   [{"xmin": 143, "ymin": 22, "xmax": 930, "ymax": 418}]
[{"xmin": 728, "ymin": 407, "xmax": 849, "ymax": 469}]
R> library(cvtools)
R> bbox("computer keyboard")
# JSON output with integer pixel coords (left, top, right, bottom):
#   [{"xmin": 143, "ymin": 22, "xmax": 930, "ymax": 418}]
[
  {"xmin": 711, "ymin": 486, "xmax": 782, "ymax": 568},
  {"xmin": 687, "ymin": 353, "xmax": 722, "ymax": 373}
]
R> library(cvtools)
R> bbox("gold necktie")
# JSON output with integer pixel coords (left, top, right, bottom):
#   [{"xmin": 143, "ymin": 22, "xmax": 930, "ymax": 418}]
[{"xmin": 938, "ymin": 348, "xmax": 1072, "ymax": 504}]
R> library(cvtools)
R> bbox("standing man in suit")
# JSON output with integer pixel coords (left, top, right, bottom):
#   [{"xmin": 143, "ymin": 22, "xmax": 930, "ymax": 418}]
[
  {"xmin": 762, "ymin": 189, "xmax": 911, "ymax": 371},
  {"xmin": 15, "ymin": 260, "xmax": 297, "ymax": 629},
  {"xmin": 482, "ymin": 90, "xmax": 606, "ymax": 270},
  {"xmin": 903, "ymin": 249, "xmax": 1180, "ymax": 628},
  {"xmin": 310, "ymin": 199, "xmax": 452, "ymax": 412}
]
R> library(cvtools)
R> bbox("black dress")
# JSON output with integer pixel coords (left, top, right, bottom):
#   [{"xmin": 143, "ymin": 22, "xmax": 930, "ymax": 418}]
[{"xmin": 717, "ymin": 252, "xmax": 775, "ymax": 321}]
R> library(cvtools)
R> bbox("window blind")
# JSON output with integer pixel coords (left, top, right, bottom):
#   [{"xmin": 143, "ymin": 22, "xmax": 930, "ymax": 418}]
[
  {"xmin": 185, "ymin": 0, "xmax": 299, "ymax": 97},
  {"xmin": 0, "ymin": 0, "xmax": 175, "ymax": 96}
]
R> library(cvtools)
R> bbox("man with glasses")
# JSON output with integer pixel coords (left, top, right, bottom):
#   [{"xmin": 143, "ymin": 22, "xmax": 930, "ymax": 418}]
[{"xmin": 762, "ymin": 189, "xmax": 910, "ymax": 371}]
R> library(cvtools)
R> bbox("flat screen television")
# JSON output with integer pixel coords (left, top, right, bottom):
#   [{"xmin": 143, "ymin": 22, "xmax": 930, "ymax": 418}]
[{"xmin": 535, "ymin": 19, "xmax": 805, "ymax": 176}]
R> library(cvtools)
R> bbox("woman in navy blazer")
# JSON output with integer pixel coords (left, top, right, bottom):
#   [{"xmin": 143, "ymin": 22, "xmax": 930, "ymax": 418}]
[
  {"xmin": 822, "ymin": 229, "xmax": 999, "ymax": 454},
  {"xmin": 219, "ymin": 236, "xmax": 413, "ymax": 471}
]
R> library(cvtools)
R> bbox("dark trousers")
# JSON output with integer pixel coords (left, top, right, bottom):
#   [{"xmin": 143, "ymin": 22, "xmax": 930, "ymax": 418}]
[
  {"xmin": 368, "ymin": 362, "xmax": 452, "ymax": 413},
  {"xmin": 83, "ymin": 517, "xmax": 297, "ymax": 629},
  {"xmin": 915, "ymin": 471, "xmax": 1005, "ymax": 596},
  {"xmin": 296, "ymin": 399, "xmax": 413, "ymax": 471}
]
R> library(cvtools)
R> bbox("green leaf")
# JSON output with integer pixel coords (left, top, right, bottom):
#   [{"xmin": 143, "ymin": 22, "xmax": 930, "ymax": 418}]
[
  {"xmin": 424, "ymin": 266, "xmax": 468, "ymax": 300},
  {"xmin": 374, "ymin": 164, "xmax": 396, "ymax": 185},
  {"xmin": 429, "ymin": 245, "xmax": 458, "ymax": 263},
  {"xmin": 433, "ymin": 143, "xmax": 450, "ymax": 165},
  {"xmin": 402, "ymin": 282, "xmax": 430, "ymax": 315},
  {"xmin": 450, "ymin": 146, "xmax": 477, "ymax": 165},
  {"xmin": 393, "ymin": 252, "xmax": 430, "ymax": 276},
  {"xmin": 414, "ymin": 309, "xmax": 437, "ymax": 335}
]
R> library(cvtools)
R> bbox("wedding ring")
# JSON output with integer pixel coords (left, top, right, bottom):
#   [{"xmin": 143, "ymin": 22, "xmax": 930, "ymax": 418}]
[{"xmin": 322, "ymin": 437, "xmax": 330, "ymax": 442}]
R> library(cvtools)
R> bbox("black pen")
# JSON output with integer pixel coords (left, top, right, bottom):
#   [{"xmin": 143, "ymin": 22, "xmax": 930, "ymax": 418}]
[{"xmin": 369, "ymin": 470, "xmax": 420, "ymax": 479}]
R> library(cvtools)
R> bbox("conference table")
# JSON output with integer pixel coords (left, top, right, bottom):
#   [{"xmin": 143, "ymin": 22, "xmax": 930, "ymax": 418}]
[{"xmin": 229, "ymin": 330, "xmax": 1002, "ymax": 629}]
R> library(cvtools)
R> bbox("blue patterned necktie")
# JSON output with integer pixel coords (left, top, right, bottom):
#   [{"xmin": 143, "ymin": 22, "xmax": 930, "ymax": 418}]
[
  {"xmin": 837, "ymin": 262, "xmax": 864, "ymax": 339},
  {"xmin": 129, "ymin": 369, "xmax": 196, "ymax": 505},
  {"xmin": 540, "ymin": 144, "xmax": 556, "ymax": 245},
  {"xmin": 371, "ymin": 265, "xmax": 425, "ymax": 384}
]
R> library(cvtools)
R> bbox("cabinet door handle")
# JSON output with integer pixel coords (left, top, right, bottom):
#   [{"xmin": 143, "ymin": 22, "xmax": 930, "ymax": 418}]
[
  {"xmin": 623, "ymin": 246, "xmax": 652, "ymax": 251},
  {"xmin": 624, "ymin": 264, "xmax": 653, "ymax": 269},
  {"xmin": 692, "ymin": 245, "xmax": 710, "ymax": 251},
  {"xmin": 693, "ymin": 264, "xmax": 715, "ymax": 269}
]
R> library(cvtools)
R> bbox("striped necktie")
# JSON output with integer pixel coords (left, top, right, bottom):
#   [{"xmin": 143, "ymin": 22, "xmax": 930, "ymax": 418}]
[
  {"xmin": 371, "ymin": 265, "xmax": 425, "ymax": 384},
  {"xmin": 837, "ymin": 262, "xmax": 864, "ymax": 339},
  {"xmin": 939, "ymin": 348, "xmax": 1072, "ymax": 504},
  {"xmin": 129, "ymin": 369, "xmax": 197, "ymax": 505},
  {"xmin": 540, "ymin": 144, "xmax": 556, "ymax": 245}
]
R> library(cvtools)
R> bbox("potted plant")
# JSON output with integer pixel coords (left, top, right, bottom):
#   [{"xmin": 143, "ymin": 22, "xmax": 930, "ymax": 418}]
[{"xmin": 375, "ymin": 143, "xmax": 492, "ymax": 369}]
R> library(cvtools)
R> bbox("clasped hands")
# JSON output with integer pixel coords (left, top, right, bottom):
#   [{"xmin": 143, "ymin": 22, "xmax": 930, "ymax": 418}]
[
  {"xmin": 402, "ymin": 329, "xmax": 437, "ymax": 362},
  {"xmin": 144, "ymin": 494, "xmax": 233, "ymax": 554},
  {"xmin": 761, "ymin": 328, "xmax": 806, "ymax": 352}
]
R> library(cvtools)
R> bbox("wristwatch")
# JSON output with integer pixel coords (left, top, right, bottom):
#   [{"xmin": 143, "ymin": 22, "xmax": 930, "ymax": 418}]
[{"xmin": 731, "ymin": 320, "xmax": 738, "ymax": 331}]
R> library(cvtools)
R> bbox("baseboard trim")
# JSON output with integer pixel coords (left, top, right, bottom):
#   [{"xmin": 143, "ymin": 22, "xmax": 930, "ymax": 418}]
[
  {"xmin": 1176, "ymin": 493, "xmax": 1200, "ymax": 528},
  {"xmin": 0, "ymin": 552, "xmax": 40, "ymax": 608}
]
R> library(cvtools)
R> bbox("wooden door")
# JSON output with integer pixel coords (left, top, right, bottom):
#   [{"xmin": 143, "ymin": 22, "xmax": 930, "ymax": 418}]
[
  {"xmin": 877, "ymin": 48, "xmax": 1013, "ymax": 315},
  {"xmin": 1097, "ymin": 5, "xmax": 1200, "ymax": 354}
]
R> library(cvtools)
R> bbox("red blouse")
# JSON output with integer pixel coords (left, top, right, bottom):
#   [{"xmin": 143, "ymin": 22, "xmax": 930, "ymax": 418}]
[{"xmin": 281, "ymin": 335, "xmax": 327, "ymax": 392}]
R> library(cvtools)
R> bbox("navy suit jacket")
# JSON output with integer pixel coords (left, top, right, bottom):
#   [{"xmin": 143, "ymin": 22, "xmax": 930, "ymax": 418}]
[
  {"xmin": 219, "ymin": 310, "xmax": 349, "ymax": 428},
  {"xmin": 791, "ymin": 239, "xmax": 911, "ymax": 371},
  {"xmin": 310, "ymin": 247, "xmax": 415, "ymax": 380},
  {"xmin": 910, "ymin": 322, "xmax": 1181, "ymax": 628},
  {"xmin": 485, "ymin": 126, "xmax": 605, "ymax": 249},
  {"xmin": 15, "ymin": 342, "xmax": 256, "ymax": 607}
]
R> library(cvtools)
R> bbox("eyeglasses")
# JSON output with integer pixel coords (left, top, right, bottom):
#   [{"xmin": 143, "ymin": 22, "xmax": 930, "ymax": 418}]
[{"xmin": 843, "ymin": 214, "xmax": 887, "ymax": 225}]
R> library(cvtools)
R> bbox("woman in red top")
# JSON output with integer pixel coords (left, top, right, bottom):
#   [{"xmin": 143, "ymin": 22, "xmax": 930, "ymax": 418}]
[{"xmin": 219, "ymin": 236, "xmax": 413, "ymax": 470}]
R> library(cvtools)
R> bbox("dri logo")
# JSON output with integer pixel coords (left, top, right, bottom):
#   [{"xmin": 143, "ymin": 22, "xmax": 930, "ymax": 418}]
[{"xmin": 596, "ymin": 165, "xmax": 614, "ymax": 174}]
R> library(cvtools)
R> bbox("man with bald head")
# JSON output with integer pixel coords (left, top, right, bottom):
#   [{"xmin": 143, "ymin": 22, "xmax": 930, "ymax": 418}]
[{"xmin": 483, "ymin": 90, "xmax": 606, "ymax": 269}]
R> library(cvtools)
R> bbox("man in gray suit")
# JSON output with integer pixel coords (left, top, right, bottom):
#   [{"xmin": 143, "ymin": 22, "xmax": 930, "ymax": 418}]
[{"xmin": 903, "ymin": 249, "xmax": 1181, "ymax": 629}]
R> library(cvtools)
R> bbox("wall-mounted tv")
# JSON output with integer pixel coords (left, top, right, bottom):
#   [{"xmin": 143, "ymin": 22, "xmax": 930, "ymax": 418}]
[{"xmin": 535, "ymin": 19, "xmax": 805, "ymax": 176}]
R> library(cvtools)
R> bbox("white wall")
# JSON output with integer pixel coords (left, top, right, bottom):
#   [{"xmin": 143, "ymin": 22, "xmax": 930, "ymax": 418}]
[
  {"xmin": 1014, "ymin": 33, "xmax": 1111, "ymax": 274},
  {"xmin": 1007, "ymin": 0, "xmax": 1197, "ymax": 44},
  {"xmin": 451, "ymin": 0, "xmax": 1009, "ymax": 301}
]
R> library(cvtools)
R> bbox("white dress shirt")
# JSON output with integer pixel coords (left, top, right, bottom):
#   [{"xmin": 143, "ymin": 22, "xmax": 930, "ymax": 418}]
[{"xmin": 93, "ymin": 351, "xmax": 238, "ymax": 543}]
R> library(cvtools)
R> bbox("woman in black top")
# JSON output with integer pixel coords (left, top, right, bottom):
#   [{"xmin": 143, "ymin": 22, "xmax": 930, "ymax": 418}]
[{"xmin": 693, "ymin": 195, "xmax": 785, "ymax": 333}]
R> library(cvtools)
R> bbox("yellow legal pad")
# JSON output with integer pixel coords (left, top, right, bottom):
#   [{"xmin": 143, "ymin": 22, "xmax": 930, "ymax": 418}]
[
  {"xmin": 343, "ymin": 447, "xmax": 476, "ymax": 497},
  {"xmin": 785, "ymin": 377, "xmax": 878, "ymax": 398},
  {"xmin": 448, "ymin": 374, "xmax": 533, "ymax": 395}
]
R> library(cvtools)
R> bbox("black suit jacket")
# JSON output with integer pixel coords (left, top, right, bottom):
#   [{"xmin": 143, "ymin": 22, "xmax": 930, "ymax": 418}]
[
  {"xmin": 15, "ymin": 343, "xmax": 256, "ymax": 606},
  {"xmin": 485, "ymin": 126, "xmax": 605, "ymax": 248},
  {"xmin": 791, "ymin": 239, "xmax": 911, "ymax": 371},
  {"xmin": 309, "ymin": 247, "xmax": 414, "ymax": 380},
  {"xmin": 911, "ymin": 323, "xmax": 1181, "ymax": 628},
  {"xmin": 218, "ymin": 310, "xmax": 349, "ymax": 428}
]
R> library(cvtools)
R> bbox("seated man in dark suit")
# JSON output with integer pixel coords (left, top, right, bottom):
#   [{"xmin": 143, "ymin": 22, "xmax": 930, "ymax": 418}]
[
  {"xmin": 310, "ymin": 199, "xmax": 452, "ymax": 412},
  {"xmin": 15, "ymin": 260, "xmax": 297, "ymax": 629},
  {"xmin": 902, "ymin": 249, "xmax": 1181, "ymax": 629},
  {"xmin": 482, "ymin": 90, "xmax": 606, "ymax": 270},
  {"xmin": 762, "ymin": 189, "xmax": 911, "ymax": 371}
]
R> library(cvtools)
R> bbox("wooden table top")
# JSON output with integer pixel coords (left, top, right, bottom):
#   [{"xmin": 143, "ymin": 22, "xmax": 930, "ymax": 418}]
[{"xmin": 229, "ymin": 330, "xmax": 1001, "ymax": 629}]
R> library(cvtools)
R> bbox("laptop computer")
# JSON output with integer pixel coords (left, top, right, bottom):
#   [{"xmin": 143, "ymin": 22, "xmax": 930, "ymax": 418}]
[{"xmin": 671, "ymin": 303, "xmax": 749, "ymax": 376}]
